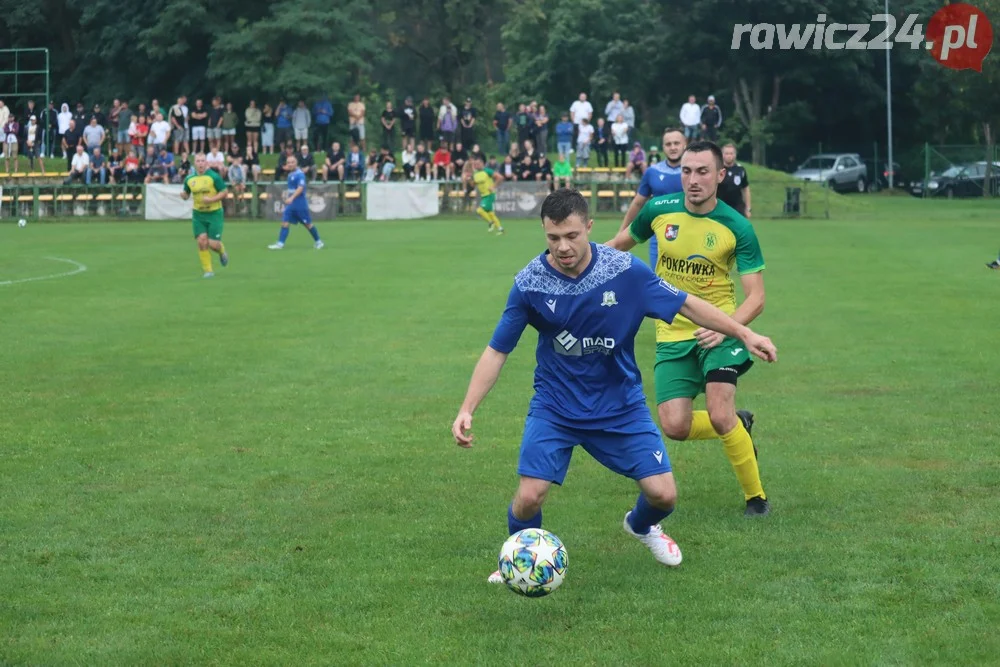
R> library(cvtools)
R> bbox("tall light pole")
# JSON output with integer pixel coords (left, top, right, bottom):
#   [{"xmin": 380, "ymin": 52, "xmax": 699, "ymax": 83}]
[{"xmin": 885, "ymin": 0, "xmax": 894, "ymax": 189}]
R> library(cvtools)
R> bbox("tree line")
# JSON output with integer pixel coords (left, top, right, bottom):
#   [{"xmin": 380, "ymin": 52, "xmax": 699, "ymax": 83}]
[{"xmin": 0, "ymin": 0, "xmax": 997, "ymax": 172}]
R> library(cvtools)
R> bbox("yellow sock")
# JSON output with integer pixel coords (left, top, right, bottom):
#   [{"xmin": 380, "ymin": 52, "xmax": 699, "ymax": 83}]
[
  {"xmin": 476, "ymin": 207, "xmax": 492, "ymax": 226},
  {"xmin": 720, "ymin": 422, "xmax": 765, "ymax": 500},
  {"xmin": 213, "ymin": 242, "xmax": 226, "ymax": 255},
  {"xmin": 489, "ymin": 212, "xmax": 502, "ymax": 228},
  {"xmin": 198, "ymin": 249, "xmax": 213, "ymax": 273},
  {"xmin": 687, "ymin": 410, "xmax": 719, "ymax": 440}
]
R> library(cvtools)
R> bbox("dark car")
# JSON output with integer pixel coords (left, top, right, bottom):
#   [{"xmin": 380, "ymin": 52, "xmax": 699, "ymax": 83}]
[
  {"xmin": 875, "ymin": 162, "xmax": 908, "ymax": 190},
  {"xmin": 911, "ymin": 161, "xmax": 1000, "ymax": 198}
]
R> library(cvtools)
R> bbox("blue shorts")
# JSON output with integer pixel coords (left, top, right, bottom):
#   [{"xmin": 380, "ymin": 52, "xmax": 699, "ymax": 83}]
[
  {"xmin": 283, "ymin": 205, "xmax": 311, "ymax": 225},
  {"xmin": 649, "ymin": 234, "xmax": 658, "ymax": 269},
  {"xmin": 517, "ymin": 414, "xmax": 672, "ymax": 485}
]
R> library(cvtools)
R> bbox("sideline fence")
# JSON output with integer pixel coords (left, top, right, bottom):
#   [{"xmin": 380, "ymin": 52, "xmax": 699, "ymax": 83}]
[{"xmin": 0, "ymin": 178, "xmax": 829, "ymax": 221}]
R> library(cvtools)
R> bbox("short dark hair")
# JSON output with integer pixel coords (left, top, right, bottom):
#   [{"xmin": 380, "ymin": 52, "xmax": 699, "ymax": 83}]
[
  {"xmin": 684, "ymin": 140, "xmax": 724, "ymax": 168},
  {"xmin": 540, "ymin": 188, "xmax": 589, "ymax": 224},
  {"xmin": 662, "ymin": 127, "xmax": 685, "ymax": 138}
]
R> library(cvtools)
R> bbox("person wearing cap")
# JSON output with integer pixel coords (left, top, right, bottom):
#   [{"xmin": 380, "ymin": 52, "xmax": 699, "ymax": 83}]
[
  {"xmin": 460, "ymin": 97, "xmax": 477, "ymax": 148},
  {"xmin": 700, "ymin": 95, "xmax": 722, "ymax": 141}
]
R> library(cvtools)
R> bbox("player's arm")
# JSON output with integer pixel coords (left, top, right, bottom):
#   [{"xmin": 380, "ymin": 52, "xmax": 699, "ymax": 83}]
[
  {"xmin": 452, "ymin": 346, "xmax": 510, "ymax": 447},
  {"xmin": 203, "ymin": 185, "xmax": 228, "ymax": 204},
  {"xmin": 607, "ymin": 196, "xmax": 655, "ymax": 251},
  {"xmin": 641, "ymin": 265, "xmax": 775, "ymax": 362},
  {"xmin": 678, "ymin": 294, "xmax": 775, "ymax": 362},
  {"xmin": 617, "ymin": 177, "xmax": 651, "ymax": 233},
  {"xmin": 694, "ymin": 271, "xmax": 765, "ymax": 349},
  {"xmin": 197, "ymin": 172, "xmax": 227, "ymax": 204},
  {"xmin": 452, "ymin": 285, "xmax": 528, "ymax": 447},
  {"xmin": 286, "ymin": 182, "xmax": 304, "ymax": 203},
  {"xmin": 492, "ymin": 171, "xmax": 503, "ymax": 188},
  {"xmin": 743, "ymin": 180, "xmax": 752, "ymax": 217}
]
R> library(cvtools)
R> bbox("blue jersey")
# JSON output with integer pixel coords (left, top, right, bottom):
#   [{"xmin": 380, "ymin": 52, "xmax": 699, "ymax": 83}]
[
  {"xmin": 489, "ymin": 243, "xmax": 688, "ymax": 429},
  {"xmin": 287, "ymin": 169, "xmax": 307, "ymax": 209},
  {"xmin": 637, "ymin": 161, "xmax": 682, "ymax": 198}
]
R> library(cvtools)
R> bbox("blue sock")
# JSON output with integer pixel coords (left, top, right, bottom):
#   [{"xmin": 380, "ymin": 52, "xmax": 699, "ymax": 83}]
[
  {"xmin": 628, "ymin": 493, "xmax": 672, "ymax": 535},
  {"xmin": 508, "ymin": 504, "xmax": 541, "ymax": 536},
  {"xmin": 307, "ymin": 224, "xmax": 320, "ymax": 241},
  {"xmin": 278, "ymin": 226, "xmax": 290, "ymax": 244}
]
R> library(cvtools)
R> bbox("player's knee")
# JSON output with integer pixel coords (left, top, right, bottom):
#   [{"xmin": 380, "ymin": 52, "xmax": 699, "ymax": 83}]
[
  {"xmin": 707, "ymin": 406, "xmax": 737, "ymax": 436},
  {"xmin": 644, "ymin": 485, "xmax": 677, "ymax": 511},
  {"xmin": 658, "ymin": 407, "xmax": 690, "ymax": 441},
  {"xmin": 514, "ymin": 486, "xmax": 548, "ymax": 515}
]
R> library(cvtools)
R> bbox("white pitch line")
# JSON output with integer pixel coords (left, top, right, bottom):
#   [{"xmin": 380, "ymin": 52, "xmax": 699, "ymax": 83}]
[{"xmin": 0, "ymin": 257, "xmax": 88, "ymax": 286}]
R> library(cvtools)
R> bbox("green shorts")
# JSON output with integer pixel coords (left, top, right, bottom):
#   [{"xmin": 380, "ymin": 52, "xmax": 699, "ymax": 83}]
[
  {"xmin": 479, "ymin": 193, "xmax": 495, "ymax": 213},
  {"xmin": 654, "ymin": 338, "xmax": 753, "ymax": 404},
  {"xmin": 192, "ymin": 209, "xmax": 224, "ymax": 240}
]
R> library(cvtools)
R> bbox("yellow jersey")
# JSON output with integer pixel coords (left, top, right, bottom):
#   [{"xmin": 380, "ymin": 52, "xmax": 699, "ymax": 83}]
[
  {"xmin": 183, "ymin": 170, "xmax": 227, "ymax": 212},
  {"xmin": 473, "ymin": 168, "xmax": 495, "ymax": 197},
  {"xmin": 629, "ymin": 194, "xmax": 765, "ymax": 342}
]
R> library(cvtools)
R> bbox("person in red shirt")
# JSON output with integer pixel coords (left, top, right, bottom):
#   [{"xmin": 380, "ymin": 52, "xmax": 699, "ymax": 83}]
[
  {"xmin": 123, "ymin": 149, "xmax": 142, "ymax": 183},
  {"xmin": 133, "ymin": 115, "xmax": 149, "ymax": 153},
  {"xmin": 433, "ymin": 141, "xmax": 453, "ymax": 180}
]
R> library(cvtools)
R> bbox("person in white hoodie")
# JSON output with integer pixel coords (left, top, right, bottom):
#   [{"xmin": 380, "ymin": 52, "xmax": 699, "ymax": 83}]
[
  {"xmin": 291, "ymin": 100, "xmax": 311, "ymax": 143},
  {"xmin": 57, "ymin": 103, "xmax": 73, "ymax": 157},
  {"xmin": 679, "ymin": 95, "xmax": 701, "ymax": 140}
]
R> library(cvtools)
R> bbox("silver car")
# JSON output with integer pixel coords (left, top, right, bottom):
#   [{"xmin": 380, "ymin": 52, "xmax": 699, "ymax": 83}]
[{"xmin": 793, "ymin": 153, "xmax": 868, "ymax": 193}]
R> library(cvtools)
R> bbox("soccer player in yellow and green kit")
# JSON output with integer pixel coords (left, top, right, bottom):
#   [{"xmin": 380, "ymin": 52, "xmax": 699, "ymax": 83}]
[
  {"xmin": 607, "ymin": 141, "xmax": 770, "ymax": 516},
  {"xmin": 181, "ymin": 153, "xmax": 229, "ymax": 278},
  {"xmin": 471, "ymin": 156, "xmax": 504, "ymax": 234}
]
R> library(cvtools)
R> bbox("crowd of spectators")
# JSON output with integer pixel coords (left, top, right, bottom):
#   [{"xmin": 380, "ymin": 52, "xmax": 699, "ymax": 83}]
[{"xmin": 0, "ymin": 90, "xmax": 723, "ymax": 187}]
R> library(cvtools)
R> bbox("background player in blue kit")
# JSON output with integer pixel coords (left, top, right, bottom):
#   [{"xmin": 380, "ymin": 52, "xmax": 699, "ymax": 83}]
[
  {"xmin": 617, "ymin": 127, "xmax": 687, "ymax": 267},
  {"xmin": 450, "ymin": 189, "xmax": 777, "ymax": 581},
  {"xmin": 268, "ymin": 155, "xmax": 324, "ymax": 250}
]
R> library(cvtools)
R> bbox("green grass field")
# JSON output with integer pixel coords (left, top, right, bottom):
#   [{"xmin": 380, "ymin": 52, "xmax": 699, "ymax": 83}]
[{"xmin": 2, "ymin": 196, "xmax": 1000, "ymax": 665}]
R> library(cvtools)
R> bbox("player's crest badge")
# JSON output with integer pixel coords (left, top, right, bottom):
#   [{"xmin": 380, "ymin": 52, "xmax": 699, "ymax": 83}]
[
  {"xmin": 601, "ymin": 291, "xmax": 618, "ymax": 307},
  {"xmin": 734, "ymin": 175, "xmax": 741, "ymax": 185},
  {"xmin": 704, "ymin": 232, "xmax": 718, "ymax": 250},
  {"xmin": 664, "ymin": 224, "xmax": 679, "ymax": 241}
]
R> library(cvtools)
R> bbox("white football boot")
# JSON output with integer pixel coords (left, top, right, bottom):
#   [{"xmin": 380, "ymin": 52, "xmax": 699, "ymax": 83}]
[{"xmin": 623, "ymin": 511, "xmax": 682, "ymax": 566}]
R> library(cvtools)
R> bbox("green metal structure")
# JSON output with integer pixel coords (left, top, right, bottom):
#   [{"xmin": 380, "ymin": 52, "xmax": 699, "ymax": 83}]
[{"xmin": 0, "ymin": 48, "xmax": 51, "ymax": 151}]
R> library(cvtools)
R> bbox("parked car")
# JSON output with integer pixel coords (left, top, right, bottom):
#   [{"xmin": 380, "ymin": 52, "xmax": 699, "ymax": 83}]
[
  {"xmin": 793, "ymin": 153, "xmax": 868, "ymax": 193},
  {"xmin": 872, "ymin": 161, "xmax": 909, "ymax": 190},
  {"xmin": 910, "ymin": 161, "xmax": 1000, "ymax": 198}
]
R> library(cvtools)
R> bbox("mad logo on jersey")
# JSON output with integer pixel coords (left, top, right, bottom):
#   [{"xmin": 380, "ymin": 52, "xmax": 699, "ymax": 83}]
[
  {"xmin": 553, "ymin": 330, "xmax": 616, "ymax": 357},
  {"xmin": 704, "ymin": 232, "xmax": 718, "ymax": 250}
]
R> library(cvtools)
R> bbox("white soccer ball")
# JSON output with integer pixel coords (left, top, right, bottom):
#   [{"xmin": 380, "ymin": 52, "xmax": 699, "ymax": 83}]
[
  {"xmin": 17, "ymin": 218, "xmax": 26, "ymax": 227},
  {"xmin": 498, "ymin": 528, "xmax": 568, "ymax": 597}
]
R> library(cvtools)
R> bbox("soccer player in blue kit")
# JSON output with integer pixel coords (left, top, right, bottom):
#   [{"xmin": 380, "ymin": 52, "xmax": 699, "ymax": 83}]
[
  {"xmin": 451, "ymin": 189, "xmax": 777, "ymax": 580},
  {"xmin": 268, "ymin": 155, "xmax": 324, "ymax": 250},
  {"xmin": 617, "ymin": 127, "xmax": 687, "ymax": 267}
]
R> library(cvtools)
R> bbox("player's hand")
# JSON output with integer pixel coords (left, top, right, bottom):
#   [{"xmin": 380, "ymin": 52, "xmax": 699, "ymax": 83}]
[
  {"xmin": 452, "ymin": 411, "xmax": 475, "ymax": 448},
  {"xmin": 743, "ymin": 332, "xmax": 777, "ymax": 363},
  {"xmin": 694, "ymin": 328, "xmax": 725, "ymax": 350}
]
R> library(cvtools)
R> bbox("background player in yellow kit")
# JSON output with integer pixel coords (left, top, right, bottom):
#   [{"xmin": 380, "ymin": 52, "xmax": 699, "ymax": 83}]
[
  {"xmin": 180, "ymin": 153, "xmax": 229, "ymax": 278},
  {"xmin": 470, "ymin": 156, "xmax": 504, "ymax": 234}
]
